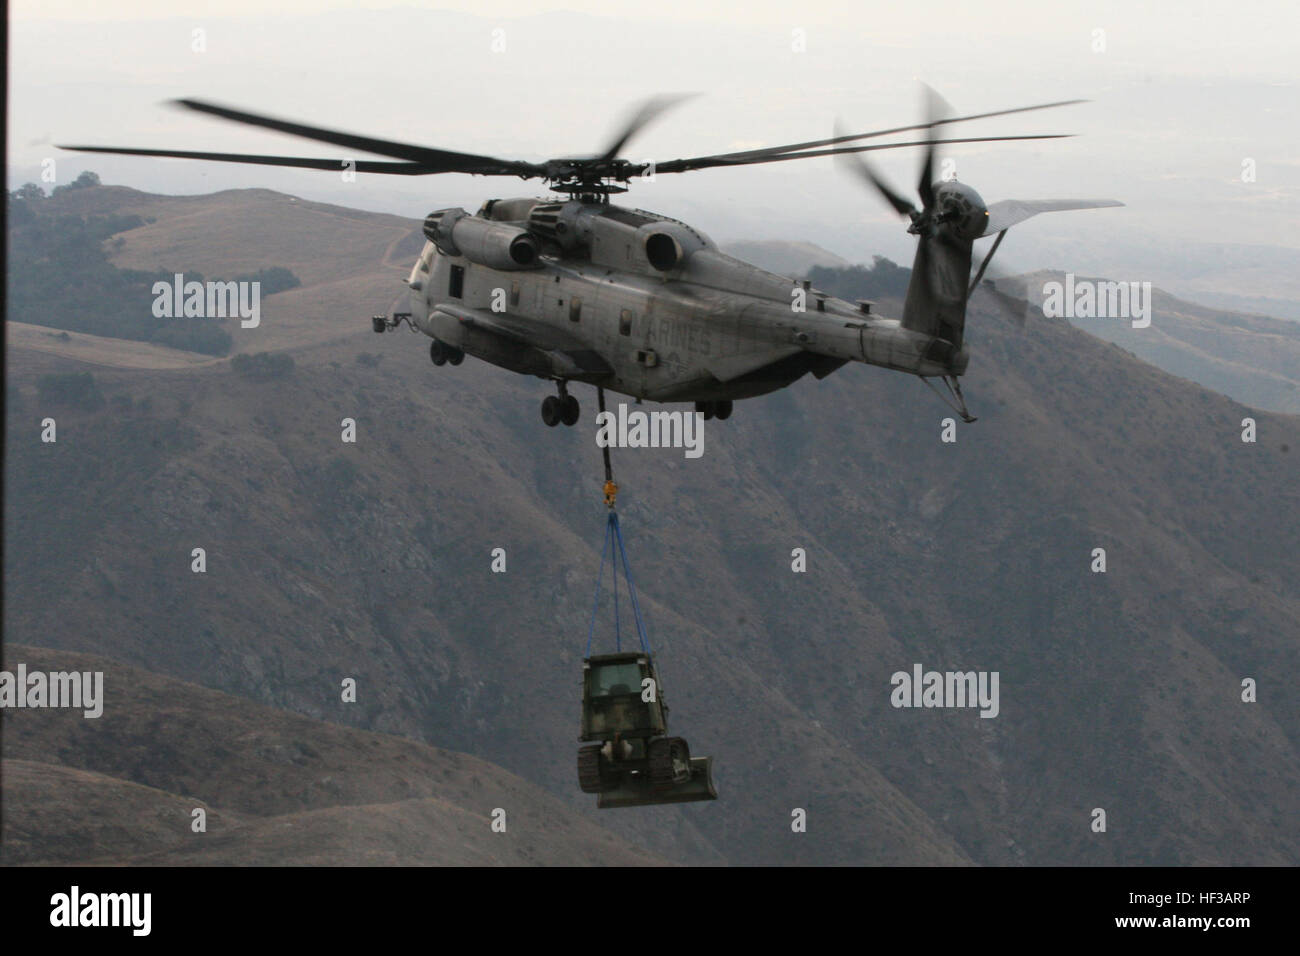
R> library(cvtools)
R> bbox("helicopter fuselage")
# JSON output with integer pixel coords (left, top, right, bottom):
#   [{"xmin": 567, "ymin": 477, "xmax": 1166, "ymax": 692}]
[{"xmin": 400, "ymin": 197, "xmax": 967, "ymax": 405}]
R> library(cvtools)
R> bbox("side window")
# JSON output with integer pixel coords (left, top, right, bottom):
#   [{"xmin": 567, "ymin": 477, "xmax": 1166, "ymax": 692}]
[
  {"xmin": 569, "ymin": 296, "xmax": 582, "ymax": 323},
  {"xmin": 619, "ymin": 309, "xmax": 634, "ymax": 336},
  {"xmin": 449, "ymin": 265, "xmax": 465, "ymax": 299},
  {"xmin": 510, "ymin": 280, "xmax": 520, "ymax": 307}
]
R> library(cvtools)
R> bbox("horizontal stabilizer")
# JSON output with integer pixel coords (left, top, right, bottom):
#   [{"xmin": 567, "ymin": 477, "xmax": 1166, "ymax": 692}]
[{"xmin": 982, "ymin": 198, "xmax": 1124, "ymax": 236}]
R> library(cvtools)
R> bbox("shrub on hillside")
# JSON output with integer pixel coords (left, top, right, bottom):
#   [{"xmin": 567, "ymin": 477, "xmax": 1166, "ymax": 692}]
[
  {"xmin": 231, "ymin": 352, "xmax": 295, "ymax": 380},
  {"xmin": 36, "ymin": 371, "xmax": 106, "ymax": 410}
]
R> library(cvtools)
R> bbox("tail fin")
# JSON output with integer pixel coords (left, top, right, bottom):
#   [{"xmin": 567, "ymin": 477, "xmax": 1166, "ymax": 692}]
[
  {"xmin": 902, "ymin": 230, "xmax": 975, "ymax": 351},
  {"xmin": 902, "ymin": 196, "xmax": 1126, "ymax": 351}
]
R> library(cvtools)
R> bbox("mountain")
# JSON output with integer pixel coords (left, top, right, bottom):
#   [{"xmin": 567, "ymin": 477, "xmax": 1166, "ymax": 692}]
[
  {"xmin": 990, "ymin": 270, "xmax": 1300, "ymax": 416},
  {"xmin": 4, "ymin": 184, "xmax": 1298, "ymax": 866},
  {"xmin": 1, "ymin": 645, "xmax": 667, "ymax": 865},
  {"xmin": 719, "ymin": 240, "xmax": 849, "ymax": 277}
]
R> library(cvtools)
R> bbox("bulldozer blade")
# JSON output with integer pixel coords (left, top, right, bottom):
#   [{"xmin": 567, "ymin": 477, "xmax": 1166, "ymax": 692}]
[{"xmin": 596, "ymin": 757, "xmax": 717, "ymax": 809}]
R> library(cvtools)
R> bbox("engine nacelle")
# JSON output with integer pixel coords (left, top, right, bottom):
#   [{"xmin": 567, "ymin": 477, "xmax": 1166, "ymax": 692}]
[
  {"xmin": 639, "ymin": 221, "xmax": 708, "ymax": 273},
  {"xmin": 644, "ymin": 231, "xmax": 684, "ymax": 271},
  {"xmin": 422, "ymin": 207, "xmax": 542, "ymax": 270}
]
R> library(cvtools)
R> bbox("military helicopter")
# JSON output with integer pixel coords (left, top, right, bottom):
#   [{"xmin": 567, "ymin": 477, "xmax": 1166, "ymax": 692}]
[{"xmin": 63, "ymin": 89, "xmax": 1121, "ymax": 426}]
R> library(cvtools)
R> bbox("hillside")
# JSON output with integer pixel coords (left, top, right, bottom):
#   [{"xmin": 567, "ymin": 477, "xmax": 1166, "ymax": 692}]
[
  {"xmin": 1, "ymin": 646, "xmax": 667, "ymax": 865},
  {"xmin": 8, "ymin": 184, "xmax": 424, "ymax": 358},
  {"xmin": 997, "ymin": 270, "xmax": 1300, "ymax": 416},
  {"xmin": 4, "ymin": 185, "xmax": 1298, "ymax": 866},
  {"xmin": 719, "ymin": 239, "xmax": 849, "ymax": 277}
]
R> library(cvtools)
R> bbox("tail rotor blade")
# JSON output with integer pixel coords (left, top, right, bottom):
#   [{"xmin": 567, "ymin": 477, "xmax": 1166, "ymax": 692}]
[
  {"xmin": 833, "ymin": 120, "xmax": 917, "ymax": 217},
  {"xmin": 917, "ymin": 84, "xmax": 954, "ymax": 209}
]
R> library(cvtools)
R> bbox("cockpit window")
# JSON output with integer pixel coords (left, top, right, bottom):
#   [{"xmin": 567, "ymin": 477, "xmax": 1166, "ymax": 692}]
[{"xmin": 407, "ymin": 240, "xmax": 436, "ymax": 287}]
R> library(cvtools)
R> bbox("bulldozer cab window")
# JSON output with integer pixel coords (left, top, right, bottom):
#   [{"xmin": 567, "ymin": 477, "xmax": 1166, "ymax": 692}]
[{"xmin": 590, "ymin": 662, "xmax": 642, "ymax": 697}]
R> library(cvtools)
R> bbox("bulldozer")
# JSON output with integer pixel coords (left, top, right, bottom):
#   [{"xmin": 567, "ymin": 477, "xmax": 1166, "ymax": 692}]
[{"xmin": 577, "ymin": 651, "xmax": 717, "ymax": 809}]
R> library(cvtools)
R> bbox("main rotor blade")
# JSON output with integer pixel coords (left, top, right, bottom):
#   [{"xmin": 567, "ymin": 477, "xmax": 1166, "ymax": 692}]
[
  {"xmin": 172, "ymin": 98, "xmax": 543, "ymax": 176},
  {"xmin": 57, "ymin": 145, "xmax": 443, "ymax": 175},
  {"xmin": 656, "ymin": 134, "xmax": 1073, "ymax": 174},
  {"xmin": 832, "ymin": 120, "xmax": 916, "ymax": 217},
  {"xmin": 598, "ymin": 93, "xmax": 697, "ymax": 162},
  {"xmin": 660, "ymin": 96, "xmax": 1088, "ymax": 169}
]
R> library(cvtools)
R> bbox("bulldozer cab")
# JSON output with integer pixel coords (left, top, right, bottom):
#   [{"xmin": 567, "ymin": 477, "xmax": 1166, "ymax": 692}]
[
  {"xmin": 581, "ymin": 652, "xmax": 666, "ymax": 741},
  {"xmin": 578, "ymin": 652, "xmax": 716, "ymax": 809}
]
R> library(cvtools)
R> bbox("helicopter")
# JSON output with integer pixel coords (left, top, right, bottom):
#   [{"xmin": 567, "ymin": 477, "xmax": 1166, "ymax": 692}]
[{"xmin": 63, "ymin": 89, "xmax": 1121, "ymax": 426}]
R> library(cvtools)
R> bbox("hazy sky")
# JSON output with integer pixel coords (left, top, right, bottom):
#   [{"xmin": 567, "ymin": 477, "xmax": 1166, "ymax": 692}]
[{"xmin": 9, "ymin": 1, "xmax": 1300, "ymax": 292}]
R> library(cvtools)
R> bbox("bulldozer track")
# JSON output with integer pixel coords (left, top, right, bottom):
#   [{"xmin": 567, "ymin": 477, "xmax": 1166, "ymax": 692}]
[
  {"xmin": 577, "ymin": 745, "xmax": 606, "ymax": 793},
  {"xmin": 648, "ymin": 737, "xmax": 687, "ymax": 793}
]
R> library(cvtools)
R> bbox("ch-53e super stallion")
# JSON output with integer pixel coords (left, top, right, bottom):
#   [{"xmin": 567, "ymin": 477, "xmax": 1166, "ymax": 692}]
[{"xmin": 64, "ymin": 89, "xmax": 1120, "ymax": 426}]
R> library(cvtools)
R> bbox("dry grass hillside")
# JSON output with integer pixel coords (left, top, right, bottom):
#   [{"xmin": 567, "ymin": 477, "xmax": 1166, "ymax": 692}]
[
  {"xmin": 1, "ymin": 646, "xmax": 667, "ymax": 866},
  {"xmin": 38, "ymin": 184, "xmax": 424, "ymax": 356}
]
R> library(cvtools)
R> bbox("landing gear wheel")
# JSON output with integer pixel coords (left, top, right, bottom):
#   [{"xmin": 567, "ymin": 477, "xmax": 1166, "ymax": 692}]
[
  {"xmin": 541, "ymin": 395, "xmax": 562, "ymax": 427},
  {"xmin": 648, "ymin": 737, "xmax": 692, "ymax": 792},
  {"xmin": 447, "ymin": 347, "xmax": 464, "ymax": 366},
  {"xmin": 578, "ymin": 744, "xmax": 614, "ymax": 793},
  {"xmin": 560, "ymin": 394, "xmax": 580, "ymax": 426},
  {"xmin": 695, "ymin": 400, "xmax": 715, "ymax": 421},
  {"xmin": 430, "ymin": 340, "xmax": 447, "ymax": 366},
  {"xmin": 715, "ymin": 400, "xmax": 733, "ymax": 420}
]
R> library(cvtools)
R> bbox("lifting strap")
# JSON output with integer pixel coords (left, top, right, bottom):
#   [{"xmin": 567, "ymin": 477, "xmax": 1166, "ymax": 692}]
[
  {"xmin": 585, "ymin": 388, "xmax": 649, "ymax": 657},
  {"xmin": 585, "ymin": 510, "xmax": 652, "ymax": 657},
  {"xmin": 599, "ymin": 387, "xmax": 618, "ymax": 508}
]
